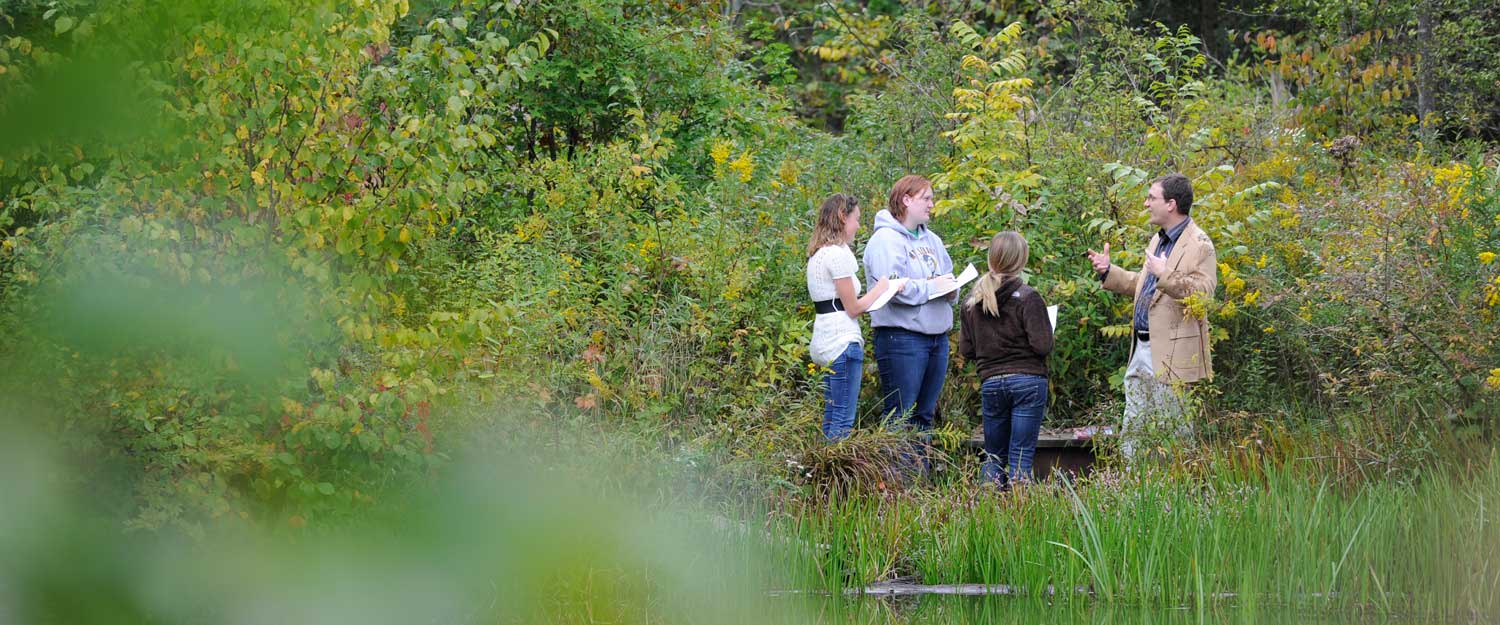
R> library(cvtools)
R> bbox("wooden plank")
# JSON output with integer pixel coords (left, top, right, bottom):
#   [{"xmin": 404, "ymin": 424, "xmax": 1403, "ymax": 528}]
[{"xmin": 964, "ymin": 426, "xmax": 1116, "ymax": 448}]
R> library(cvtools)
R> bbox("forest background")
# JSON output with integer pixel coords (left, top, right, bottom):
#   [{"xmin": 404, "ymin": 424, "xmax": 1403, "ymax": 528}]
[{"xmin": 1, "ymin": 0, "xmax": 1498, "ymax": 555}]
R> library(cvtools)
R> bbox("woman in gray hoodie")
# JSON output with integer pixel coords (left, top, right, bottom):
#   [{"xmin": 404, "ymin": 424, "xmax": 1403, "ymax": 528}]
[{"xmin": 863, "ymin": 175, "xmax": 958, "ymax": 432}]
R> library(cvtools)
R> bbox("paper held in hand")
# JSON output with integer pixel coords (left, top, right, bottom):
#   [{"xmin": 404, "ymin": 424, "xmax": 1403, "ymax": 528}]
[
  {"xmin": 865, "ymin": 277, "xmax": 909, "ymax": 313},
  {"xmin": 926, "ymin": 264, "xmax": 978, "ymax": 301},
  {"xmin": 1047, "ymin": 305, "xmax": 1058, "ymax": 332}
]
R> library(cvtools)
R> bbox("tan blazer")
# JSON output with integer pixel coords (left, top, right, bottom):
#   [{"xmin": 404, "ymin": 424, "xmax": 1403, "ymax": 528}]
[{"xmin": 1101, "ymin": 220, "xmax": 1217, "ymax": 383}]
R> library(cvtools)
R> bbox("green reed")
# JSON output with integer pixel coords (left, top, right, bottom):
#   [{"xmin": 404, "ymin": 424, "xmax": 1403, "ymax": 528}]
[{"xmin": 754, "ymin": 450, "xmax": 1500, "ymax": 619}]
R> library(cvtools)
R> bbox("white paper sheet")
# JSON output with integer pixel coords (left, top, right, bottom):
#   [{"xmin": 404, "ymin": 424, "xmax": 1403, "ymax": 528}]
[
  {"xmin": 865, "ymin": 277, "xmax": 909, "ymax": 312},
  {"xmin": 927, "ymin": 263, "xmax": 978, "ymax": 301}
]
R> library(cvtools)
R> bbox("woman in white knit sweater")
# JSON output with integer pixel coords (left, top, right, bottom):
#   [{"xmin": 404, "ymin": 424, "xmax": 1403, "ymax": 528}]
[{"xmin": 806, "ymin": 194, "xmax": 901, "ymax": 441}]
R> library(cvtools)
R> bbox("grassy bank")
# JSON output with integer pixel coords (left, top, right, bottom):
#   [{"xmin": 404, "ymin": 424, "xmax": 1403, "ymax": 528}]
[{"xmin": 751, "ymin": 443, "xmax": 1500, "ymax": 619}]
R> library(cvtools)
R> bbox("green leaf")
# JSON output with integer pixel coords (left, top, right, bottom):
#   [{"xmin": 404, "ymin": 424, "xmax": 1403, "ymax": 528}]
[
  {"xmin": 317, "ymin": 482, "xmax": 335, "ymax": 495},
  {"xmin": 55, "ymin": 16, "xmax": 75, "ymax": 35}
]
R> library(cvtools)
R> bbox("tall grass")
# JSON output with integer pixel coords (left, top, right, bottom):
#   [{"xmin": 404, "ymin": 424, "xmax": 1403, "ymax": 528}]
[{"xmin": 754, "ymin": 449, "xmax": 1500, "ymax": 619}]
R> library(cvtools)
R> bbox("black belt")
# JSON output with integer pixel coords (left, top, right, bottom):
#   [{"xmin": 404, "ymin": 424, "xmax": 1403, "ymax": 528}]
[
  {"xmin": 813, "ymin": 299, "xmax": 845, "ymax": 314},
  {"xmin": 1135, "ymin": 330, "xmax": 1150, "ymax": 342}
]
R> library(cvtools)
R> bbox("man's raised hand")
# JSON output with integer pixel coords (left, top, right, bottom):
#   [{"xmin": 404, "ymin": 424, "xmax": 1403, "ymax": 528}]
[
  {"xmin": 1086, "ymin": 242, "xmax": 1111, "ymax": 274},
  {"xmin": 1144, "ymin": 247, "xmax": 1169, "ymax": 277}
]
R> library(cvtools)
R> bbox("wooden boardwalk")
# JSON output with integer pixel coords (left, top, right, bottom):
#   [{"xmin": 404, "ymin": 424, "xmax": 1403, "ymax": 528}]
[{"xmin": 963, "ymin": 426, "xmax": 1116, "ymax": 480}]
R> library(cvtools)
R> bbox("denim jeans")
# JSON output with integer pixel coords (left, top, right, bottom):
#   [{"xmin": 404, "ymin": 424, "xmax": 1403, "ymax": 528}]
[
  {"xmin": 822, "ymin": 341, "xmax": 864, "ymax": 441},
  {"xmin": 872, "ymin": 328, "xmax": 949, "ymax": 432},
  {"xmin": 979, "ymin": 373, "xmax": 1048, "ymax": 487}
]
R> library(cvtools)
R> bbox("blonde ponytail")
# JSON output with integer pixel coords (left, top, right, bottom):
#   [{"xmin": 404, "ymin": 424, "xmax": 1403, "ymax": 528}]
[{"xmin": 964, "ymin": 231, "xmax": 1030, "ymax": 316}]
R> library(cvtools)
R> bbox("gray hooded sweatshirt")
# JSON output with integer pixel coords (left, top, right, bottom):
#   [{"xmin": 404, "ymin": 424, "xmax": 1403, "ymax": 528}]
[{"xmin": 862, "ymin": 209, "xmax": 955, "ymax": 335}]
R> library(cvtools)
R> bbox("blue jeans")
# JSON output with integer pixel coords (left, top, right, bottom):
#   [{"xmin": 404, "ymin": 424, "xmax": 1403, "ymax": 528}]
[
  {"xmin": 873, "ymin": 328, "xmax": 949, "ymax": 432},
  {"xmin": 979, "ymin": 374, "xmax": 1048, "ymax": 487},
  {"xmin": 822, "ymin": 341, "xmax": 864, "ymax": 441}
]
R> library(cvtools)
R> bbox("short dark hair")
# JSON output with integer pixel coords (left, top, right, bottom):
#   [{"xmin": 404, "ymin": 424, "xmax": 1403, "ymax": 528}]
[{"xmin": 1154, "ymin": 173, "xmax": 1193, "ymax": 216}]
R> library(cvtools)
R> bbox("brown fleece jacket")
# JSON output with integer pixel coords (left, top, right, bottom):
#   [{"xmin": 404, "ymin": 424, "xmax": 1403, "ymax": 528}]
[{"xmin": 958, "ymin": 278, "xmax": 1053, "ymax": 380}]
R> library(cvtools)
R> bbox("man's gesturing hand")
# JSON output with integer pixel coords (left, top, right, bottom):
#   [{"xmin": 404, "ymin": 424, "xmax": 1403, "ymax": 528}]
[
  {"xmin": 1144, "ymin": 247, "xmax": 1169, "ymax": 277},
  {"xmin": 1086, "ymin": 243, "xmax": 1111, "ymax": 274}
]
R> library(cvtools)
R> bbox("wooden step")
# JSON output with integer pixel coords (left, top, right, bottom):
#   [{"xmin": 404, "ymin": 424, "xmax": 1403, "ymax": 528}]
[{"xmin": 963, "ymin": 426, "xmax": 1116, "ymax": 479}]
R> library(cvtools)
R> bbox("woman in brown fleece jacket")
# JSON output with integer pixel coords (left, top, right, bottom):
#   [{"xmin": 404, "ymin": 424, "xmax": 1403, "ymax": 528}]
[{"xmin": 958, "ymin": 231, "xmax": 1053, "ymax": 488}]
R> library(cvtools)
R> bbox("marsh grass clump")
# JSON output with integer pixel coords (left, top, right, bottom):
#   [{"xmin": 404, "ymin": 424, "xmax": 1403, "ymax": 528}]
[{"xmin": 788, "ymin": 428, "xmax": 925, "ymax": 498}]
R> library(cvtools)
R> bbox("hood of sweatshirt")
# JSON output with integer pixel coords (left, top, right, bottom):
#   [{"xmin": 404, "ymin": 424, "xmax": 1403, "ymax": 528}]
[
  {"xmin": 872, "ymin": 209, "xmax": 923, "ymax": 239},
  {"xmin": 993, "ymin": 276, "xmax": 1024, "ymax": 306}
]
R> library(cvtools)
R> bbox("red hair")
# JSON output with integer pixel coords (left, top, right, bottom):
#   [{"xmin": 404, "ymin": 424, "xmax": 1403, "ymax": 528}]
[{"xmin": 887, "ymin": 175, "xmax": 931, "ymax": 221}]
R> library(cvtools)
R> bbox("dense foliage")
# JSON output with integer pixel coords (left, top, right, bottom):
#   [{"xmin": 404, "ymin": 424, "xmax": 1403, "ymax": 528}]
[{"xmin": 1, "ymin": 0, "xmax": 1497, "ymax": 533}]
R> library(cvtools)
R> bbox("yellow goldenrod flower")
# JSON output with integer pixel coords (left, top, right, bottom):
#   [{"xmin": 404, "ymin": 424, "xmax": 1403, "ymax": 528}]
[
  {"xmin": 728, "ymin": 150, "xmax": 755, "ymax": 183},
  {"xmin": 1480, "ymin": 251, "xmax": 1496, "ymax": 265},
  {"xmin": 1182, "ymin": 292, "xmax": 1213, "ymax": 319},
  {"xmin": 1433, "ymin": 162, "xmax": 1473, "ymax": 210},
  {"xmin": 709, "ymin": 140, "xmax": 732, "ymax": 167},
  {"xmin": 777, "ymin": 159, "xmax": 800, "ymax": 187}
]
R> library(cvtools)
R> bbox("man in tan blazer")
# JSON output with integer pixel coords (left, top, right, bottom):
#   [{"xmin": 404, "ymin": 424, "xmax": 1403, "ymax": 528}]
[{"xmin": 1087, "ymin": 173, "xmax": 1217, "ymax": 459}]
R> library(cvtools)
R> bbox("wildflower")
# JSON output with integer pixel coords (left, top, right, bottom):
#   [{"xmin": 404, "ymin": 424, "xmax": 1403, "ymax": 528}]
[
  {"xmin": 709, "ymin": 139, "xmax": 732, "ymax": 167},
  {"xmin": 1480, "ymin": 251, "xmax": 1496, "ymax": 265},
  {"xmin": 1182, "ymin": 292, "xmax": 1213, "ymax": 319},
  {"xmin": 1431, "ymin": 162, "xmax": 1476, "ymax": 212},
  {"xmin": 777, "ymin": 159, "xmax": 800, "ymax": 188},
  {"xmin": 1486, "ymin": 368, "xmax": 1500, "ymax": 391},
  {"xmin": 1433, "ymin": 161, "xmax": 1472, "ymax": 190},
  {"xmin": 1243, "ymin": 290, "xmax": 1260, "ymax": 306},
  {"xmin": 728, "ymin": 150, "xmax": 755, "ymax": 183}
]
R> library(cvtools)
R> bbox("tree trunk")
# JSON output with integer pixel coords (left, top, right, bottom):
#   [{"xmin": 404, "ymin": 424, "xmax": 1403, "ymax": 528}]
[
  {"xmin": 1199, "ymin": 0, "xmax": 1219, "ymax": 55},
  {"xmin": 1416, "ymin": 0, "xmax": 1434, "ymax": 141},
  {"xmin": 723, "ymin": 0, "xmax": 744, "ymax": 22}
]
